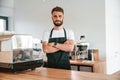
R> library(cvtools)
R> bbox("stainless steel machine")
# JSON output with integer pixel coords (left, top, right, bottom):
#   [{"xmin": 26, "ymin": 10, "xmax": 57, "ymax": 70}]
[
  {"xmin": 76, "ymin": 42, "xmax": 89, "ymax": 60},
  {"xmin": 75, "ymin": 35, "xmax": 90, "ymax": 60},
  {"xmin": 0, "ymin": 34, "xmax": 43, "ymax": 72}
]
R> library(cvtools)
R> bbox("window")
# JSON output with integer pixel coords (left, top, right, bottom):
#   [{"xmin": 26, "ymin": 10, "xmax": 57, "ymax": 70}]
[{"xmin": 0, "ymin": 16, "xmax": 8, "ymax": 31}]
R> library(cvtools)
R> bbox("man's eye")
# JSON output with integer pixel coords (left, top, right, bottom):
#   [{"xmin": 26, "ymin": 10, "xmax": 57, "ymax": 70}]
[
  {"xmin": 54, "ymin": 16, "xmax": 57, "ymax": 18},
  {"xmin": 59, "ymin": 15, "xmax": 62, "ymax": 17}
]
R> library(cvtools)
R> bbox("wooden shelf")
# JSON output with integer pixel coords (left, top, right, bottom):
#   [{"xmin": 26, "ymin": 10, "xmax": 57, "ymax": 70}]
[{"xmin": 0, "ymin": 34, "xmax": 14, "ymax": 41}]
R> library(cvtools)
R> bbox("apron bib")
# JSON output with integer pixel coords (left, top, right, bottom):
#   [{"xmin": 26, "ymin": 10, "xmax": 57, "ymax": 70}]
[{"xmin": 46, "ymin": 28, "xmax": 71, "ymax": 70}]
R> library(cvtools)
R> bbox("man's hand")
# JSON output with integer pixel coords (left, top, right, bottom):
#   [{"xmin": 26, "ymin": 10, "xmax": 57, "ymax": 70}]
[
  {"xmin": 42, "ymin": 41, "xmax": 60, "ymax": 53},
  {"xmin": 55, "ymin": 39, "xmax": 75, "ymax": 52}
]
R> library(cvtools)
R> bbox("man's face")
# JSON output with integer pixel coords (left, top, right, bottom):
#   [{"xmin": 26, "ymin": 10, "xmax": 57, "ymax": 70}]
[{"xmin": 52, "ymin": 11, "xmax": 64, "ymax": 27}]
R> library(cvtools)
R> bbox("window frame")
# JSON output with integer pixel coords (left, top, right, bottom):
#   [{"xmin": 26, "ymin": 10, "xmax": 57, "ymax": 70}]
[{"xmin": 0, "ymin": 16, "xmax": 8, "ymax": 31}]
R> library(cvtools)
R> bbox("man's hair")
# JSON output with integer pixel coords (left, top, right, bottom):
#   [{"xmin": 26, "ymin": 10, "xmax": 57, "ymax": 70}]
[{"xmin": 51, "ymin": 6, "xmax": 64, "ymax": 14}]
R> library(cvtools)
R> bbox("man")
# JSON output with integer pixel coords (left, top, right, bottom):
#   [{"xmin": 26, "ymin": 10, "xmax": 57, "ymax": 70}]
[{"xmin": 42, "ymin": 6, "xmax": 75, "ymax": 70}]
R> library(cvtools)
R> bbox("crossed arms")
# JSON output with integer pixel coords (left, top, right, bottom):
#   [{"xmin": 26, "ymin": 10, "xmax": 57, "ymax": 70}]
[{"xmin": 42, "ymin": 39, "xmax": 75, "ymax": 54}]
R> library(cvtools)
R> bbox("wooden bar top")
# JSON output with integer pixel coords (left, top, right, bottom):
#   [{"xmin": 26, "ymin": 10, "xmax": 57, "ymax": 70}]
[
  {"xmin": 70, "ymin": 60, "xmax": 106, "ymax": 73},
  {"xmin": 70, "ymin": 60, "xmax": 96, "ymax": 66},
  {"xmin": 0, "ymin": 68, "xmax": 120, "ymax": 80}
]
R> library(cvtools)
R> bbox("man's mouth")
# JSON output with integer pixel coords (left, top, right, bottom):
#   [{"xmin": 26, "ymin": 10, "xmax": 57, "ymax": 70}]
[{"xmin": 55, "ymin": 21, "xmax": 61, "ymax": 23}]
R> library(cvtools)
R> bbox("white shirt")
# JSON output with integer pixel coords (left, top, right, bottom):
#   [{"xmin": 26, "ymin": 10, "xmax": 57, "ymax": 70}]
[{"xmin": 42, "ymin": 28, "xmax": 74, "ymax": 42}]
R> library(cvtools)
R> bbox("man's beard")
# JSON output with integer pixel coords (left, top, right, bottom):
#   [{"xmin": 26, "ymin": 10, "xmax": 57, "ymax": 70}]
[{"xmin": 53, "ymin": 20, "xmax": 63, "ymax": 27}]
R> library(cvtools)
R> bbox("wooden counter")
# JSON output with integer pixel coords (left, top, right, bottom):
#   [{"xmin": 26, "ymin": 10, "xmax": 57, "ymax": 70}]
[
  {"xmin": 0, "ymin": 68, "xmax": 119, "ymax": 80},
  {"xmin": 70, "ymin": 60, "xmax": 106, "ymax": 73}
]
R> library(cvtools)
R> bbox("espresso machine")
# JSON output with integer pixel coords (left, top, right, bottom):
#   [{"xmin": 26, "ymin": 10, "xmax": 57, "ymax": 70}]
[
  {"xmin": 0, "ymin": 34, "xmax": 43, "ymax": 72},
  {"xmin": 75, "ymin": 35, "xmax": 90, "ymax": 60}
]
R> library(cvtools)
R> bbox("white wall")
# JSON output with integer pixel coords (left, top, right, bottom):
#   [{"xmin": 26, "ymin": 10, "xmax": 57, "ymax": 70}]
[
  {"xmin": 106, "ymin": 0, "xmax": 120, "ymax": 74},
  {"xmin": 14, "ymin": 0, "xmax": 106, "ymax": 60},
  {"xmin": 0, "ymin": 0, "xmax": 14, "ymax": 31}
]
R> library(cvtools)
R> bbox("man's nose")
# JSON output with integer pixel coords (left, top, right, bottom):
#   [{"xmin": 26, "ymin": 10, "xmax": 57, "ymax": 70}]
[{"xmin": 56, "ymin": 16, "xmax": 60, "ymax": 20}]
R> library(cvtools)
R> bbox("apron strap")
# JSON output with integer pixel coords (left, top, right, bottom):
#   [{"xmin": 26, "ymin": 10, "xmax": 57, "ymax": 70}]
[
  {"xmin": 49, "ymin": 28, "xmax": 54, "ymax": 38},
  {"xmin": 63, "ymin": 28, "xmax": 67, "ymax": 39}
]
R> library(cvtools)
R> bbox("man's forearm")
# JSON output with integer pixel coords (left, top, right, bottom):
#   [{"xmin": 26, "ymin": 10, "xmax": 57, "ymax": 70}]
[
  {"xmin": 42, "ymin": 40, "xmax": 74, "ymax": 53},
  {"xmin": 42, "ymin": 43, "xmax": 60, "ymax": 53},
  {"xmin": 55, "ymin": 43, "xmax": 74, "ymax": 52}
]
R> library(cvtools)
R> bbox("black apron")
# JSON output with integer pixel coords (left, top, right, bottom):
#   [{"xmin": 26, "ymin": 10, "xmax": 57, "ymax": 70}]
[{"xmin": 46, "ymin": 28, "xmax": 71, "ymax": 70}]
